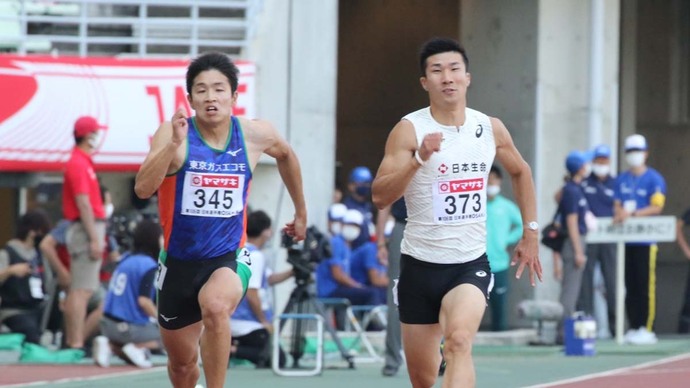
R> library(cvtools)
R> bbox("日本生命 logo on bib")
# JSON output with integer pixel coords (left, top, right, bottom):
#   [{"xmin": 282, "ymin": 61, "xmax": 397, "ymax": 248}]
[{"xmin": 432, "ymin": 177, "xmax": 486, "ymax": 224}]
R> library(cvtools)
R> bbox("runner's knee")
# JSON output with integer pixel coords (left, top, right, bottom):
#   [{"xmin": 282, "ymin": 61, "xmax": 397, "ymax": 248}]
[
  {"xmin": 408, "ymin": 369, "xmax": 437, "ymax": 388},
  {"xmin": 201, "ymin": 298, "xmax": 232, "ymax": 329},
  {"xmin": 443, "ymin": 328, "xmax": 473, "ymax": 357},
  {"xmin": 168, "ymin": 357, "xmax": 198, "ymax": 377}
]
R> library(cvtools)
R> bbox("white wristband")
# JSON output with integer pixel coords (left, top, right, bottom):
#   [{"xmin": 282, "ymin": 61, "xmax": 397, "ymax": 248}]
[{"xmin": 414, "ymin": 151, "xmax": 426, "ymax": 166}]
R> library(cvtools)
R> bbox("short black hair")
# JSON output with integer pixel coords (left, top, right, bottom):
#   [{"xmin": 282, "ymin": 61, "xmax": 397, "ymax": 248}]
[
  {"xmin": 247, "ymin": 210, "xmax": 271, "ymax": 238},
  {"xmin": 490, "ymin": 164, "xmax": 502, "ymax": 179},
  {"xmin": 132, "ymin": 219, "xmax": 162, "ymax": 260},
  {"xmin": 16, "ymin": 209, "xmax": 51, "ymax": 240},
  {"xmin": 186, "ymin": 52, "xmax": 239, "ymax": 94},
  {"xmin": 419, "ymin": 37, "xmax": 469, "ymax": 76}
]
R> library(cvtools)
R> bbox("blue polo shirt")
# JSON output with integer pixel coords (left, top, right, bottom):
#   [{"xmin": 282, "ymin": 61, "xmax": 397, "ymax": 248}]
[
  {"xmin": 614, "ymin": 167, "xmax": 667, "ymax": 245},
  {"xmin": 581, "ymin": 174, "xmax": 615, "ymax": 217},
  {"xmin": 614, "ymin": 168, "xmax": 666, "ymax": 210},
  {"xmin": 349, "ymin": 242, "xmax": 384, "ymax": 286},
  {"xmin": 559, "ymin": 180, "xmax": 588, "ymax": 235},
  {"xmin": 316, "ymin": 235, "xmax": 350, "ymax": 297}
]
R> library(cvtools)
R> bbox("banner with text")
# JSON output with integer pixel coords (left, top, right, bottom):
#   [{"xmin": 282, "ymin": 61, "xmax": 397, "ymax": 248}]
[
  {"xmin": 0, "ymin": 55, "xmax": 255, "ymax": 172},
  {"xmin": 586, "ymin": 216, "xmax": 677, "ymax": 244}
]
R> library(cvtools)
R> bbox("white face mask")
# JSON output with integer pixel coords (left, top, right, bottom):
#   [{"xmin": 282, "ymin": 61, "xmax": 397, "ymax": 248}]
[
  {"xmin": 582, "ymin": 163, "xmax": 592, "ymax": 177},
  {"xmin": 329, "ymin": 222, "xmax": 342, "ymax": 236},
  {"xmin": 486, "ymin": 185, "xmax": 501, "ymax": 197},
  {"xmin": 592, "ymin": 163, "xmax": 610, "ymax": 177},
  {"xmin": 341, "ymin": 225, "xmax": 361, "ymax": 242},
  {"xmin": 625, "ymin": 152, "xmax": 646, "ymax": 168},
  {"xmin": 87, "ymin": 132, "xmax": 101, "ymax": 149},
  {"xmin": 105, "ymin": 204, "xmax": 114, "ymax": 218}
]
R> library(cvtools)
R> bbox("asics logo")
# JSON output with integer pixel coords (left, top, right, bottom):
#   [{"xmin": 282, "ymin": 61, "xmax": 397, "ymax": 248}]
[
  {"xmin": 160, "ymin": 314, "xmax": 178, "ymax": 322},
  {"xmin": 227, "ymin": 148, "xmax": 243, "ymax": 156},
  {"xmin": 475, "ymin": 270, "xmax": 488, "ymax": 277}
]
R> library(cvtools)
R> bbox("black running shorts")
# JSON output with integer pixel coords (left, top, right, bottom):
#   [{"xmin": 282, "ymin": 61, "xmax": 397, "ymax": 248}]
[
  {"xmin": 397, "ymin": 253, "xmax": 493, "ymax": 325},
  {"xmin": 156, "ymin": 251, "xmax": 250, "ymax": 330}
]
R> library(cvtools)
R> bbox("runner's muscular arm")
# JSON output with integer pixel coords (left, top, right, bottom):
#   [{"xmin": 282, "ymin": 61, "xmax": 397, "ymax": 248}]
[
  {"xmin": 375, "ymin": 205, "xmax": 391, "ymax": 265},
  {"xmin": 245, "ymin": 119, "xmax": 307, "ymax": 240},
  {"xmin": 134, "ymin": 122, "xmax": 183, "ymax": 199},
  {"xmin": 372, "ymin": 120, "xmax": 421, "ymax": 209},
  {"xmin": 493, "ymin": 117, "xmax": 543, "ymax": 284}
]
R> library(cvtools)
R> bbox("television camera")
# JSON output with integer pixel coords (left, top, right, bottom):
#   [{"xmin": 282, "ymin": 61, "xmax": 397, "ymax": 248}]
[{"xmin": 281, "ymin": 225, "xmax": 331, "ymax": 284}]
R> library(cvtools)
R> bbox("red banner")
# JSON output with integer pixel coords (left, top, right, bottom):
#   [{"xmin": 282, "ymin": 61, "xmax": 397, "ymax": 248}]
[{"xmin": 0, "ymin": 55, "xmax": 255, "ymax": 172}]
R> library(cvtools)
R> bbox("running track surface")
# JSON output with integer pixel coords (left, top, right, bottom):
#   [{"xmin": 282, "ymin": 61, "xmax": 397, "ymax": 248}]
[
  {"xmin": 531, "ymin": 353, "xmax": 690, "ymax": 388},
  {"xmin": 2, "ymin": 340, "xmax": 690, "ymax": 387}
]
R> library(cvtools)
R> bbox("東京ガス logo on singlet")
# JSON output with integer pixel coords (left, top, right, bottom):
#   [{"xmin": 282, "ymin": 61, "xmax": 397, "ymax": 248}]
[
  {"xmin": 432, "ymin": 177, "xmax": 486, "ymax": 224},
  {"xmin": 181, "ymin": 172, "xmax": 244, "ymax": 217}
]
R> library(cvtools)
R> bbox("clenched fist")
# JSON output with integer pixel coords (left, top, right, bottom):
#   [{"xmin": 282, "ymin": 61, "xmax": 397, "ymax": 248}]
[
  {"xmin": 171, "ymin": 108, "xmax": 188, "ymax": 146},
  {"xmin": 418, "ymin": 132, "xmax": 443, "ymax": 161}
]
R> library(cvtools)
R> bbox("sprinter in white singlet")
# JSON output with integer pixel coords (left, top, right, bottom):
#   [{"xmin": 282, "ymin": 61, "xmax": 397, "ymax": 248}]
[{"xmin": 372, "ymin": 38, "xmax": 542, "ymax": 388}]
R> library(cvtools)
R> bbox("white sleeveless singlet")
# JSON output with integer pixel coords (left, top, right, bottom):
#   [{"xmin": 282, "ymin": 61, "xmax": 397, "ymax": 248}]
[{"xmin": 400, "ymin": 106, "xmax": 496, "ymax": 264}]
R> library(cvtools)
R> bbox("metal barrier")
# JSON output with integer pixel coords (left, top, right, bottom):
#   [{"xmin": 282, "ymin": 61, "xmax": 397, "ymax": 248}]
[{"xmin": 272, "ymin": 313, "xmax": 324, "ymax": 377}]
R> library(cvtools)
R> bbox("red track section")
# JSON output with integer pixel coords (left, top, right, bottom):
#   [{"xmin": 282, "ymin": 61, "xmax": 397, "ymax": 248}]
[{"xmin": 542, "ymin": 354, "xmax": 690, "ymax": 388}]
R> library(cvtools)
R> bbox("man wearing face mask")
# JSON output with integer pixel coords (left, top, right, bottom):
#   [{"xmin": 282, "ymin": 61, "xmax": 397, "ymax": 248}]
[
  {"xmin": 316, "ymin": 209, "xmax": 378, "ymax": 329},
  {"xmin": 486, "ymin": 165, "xmax": 523, "ymax": 331},
  {"xmin": 343, "ymin": 167, "xmax": 375, "ymax": 250},
  {"xmin": 62, "ymin": 115, "xmax": 108, "ymax": 351},
  {"xmin": 577, "ymin": 144, "xmax": 617, "ymax": 337},
  {"xmin": 613, "ymin": 134, "xmax": 667, "ymax": 345}
]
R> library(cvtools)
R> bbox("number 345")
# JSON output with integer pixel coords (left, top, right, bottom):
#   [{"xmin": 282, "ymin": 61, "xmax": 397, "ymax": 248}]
[{"xmin": 193, "ymin": 189, "xmax": 233, "ymax": 209}]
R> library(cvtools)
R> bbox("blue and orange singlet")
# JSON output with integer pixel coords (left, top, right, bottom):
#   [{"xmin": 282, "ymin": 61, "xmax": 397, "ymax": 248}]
[{"xmin": 158, "ymin": 116, "xmax": 252, "ymax": 261}]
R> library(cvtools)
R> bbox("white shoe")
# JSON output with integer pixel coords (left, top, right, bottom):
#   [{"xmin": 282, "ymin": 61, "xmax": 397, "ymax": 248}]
[
  {"xmin": 628, "ymin": 327, "xmax": 658, "ymax": 345},
  {"xmin": 122, "ymin": 343, "xmax": 153, "ymax": 368},
  {"xmin": 93, "ymin": 336, "xmax": 111, "ymax": 367},
  {"xmin": 624, "ymin": 328, "xmax": 639, "ymax": 343}
]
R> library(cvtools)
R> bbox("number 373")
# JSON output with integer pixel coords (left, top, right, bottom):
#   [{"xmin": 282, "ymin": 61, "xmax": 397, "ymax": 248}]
[
  {"xmin": 444, "ymin": 193, "xmax": 481, "ymax": 215},
  {"xmin": 193, "ymin": 189, "xmax": 233, "ymax": 209}
]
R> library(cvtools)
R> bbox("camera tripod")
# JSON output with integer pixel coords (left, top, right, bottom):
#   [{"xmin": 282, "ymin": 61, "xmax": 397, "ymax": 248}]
[{"xmin": 278, "ymin": 277, "xmax": 355, "ymax": 369}]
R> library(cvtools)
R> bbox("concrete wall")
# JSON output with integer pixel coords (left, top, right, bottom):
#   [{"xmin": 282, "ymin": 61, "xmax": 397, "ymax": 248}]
[
  {"xmin": 336, "ymin": 0, "xmax": 461, "ymax": 188},
  {"xmin": 245, "ymin": 0, "xmax": 338, "ymax": 234},
  {"xmin": 460, "ymin": 0, "xmax": 540, "ymax": 327},
  {"xmin": 460, "ymin": 0, "xmax": 620, "ymax": 328},
  {"xmin": 626, "ymin": 0, "xmax": 690, "ymax": 334},
  {"xmin": 536, "ymin": 0, "xmax": 620, "ymax": 306},
  {"xmin": 245, "ymin": 0, "xmax": 339, "ymax": 307}
]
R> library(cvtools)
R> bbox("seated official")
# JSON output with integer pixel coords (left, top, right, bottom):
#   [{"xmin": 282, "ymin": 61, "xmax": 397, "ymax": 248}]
[
  {"xmin": 350, "ymin": 241, "xmax": 388, "ymax": 306},
  {"xmin": 0, "ymin": 210, "xmax": 51, "ymax": 344},
  {"xmin": 230, "ymin": 210, "xmax": 293, "ymax": 368},
  {"xmin": 94, "ymin": 220, "xmax": 163, "ymax": 368},
  {"xmin": 316, "ymin": 209, "xmax": 378, "ymax": 329}
]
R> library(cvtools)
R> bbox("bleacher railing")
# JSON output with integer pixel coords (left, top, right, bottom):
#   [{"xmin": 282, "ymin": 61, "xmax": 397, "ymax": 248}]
[{"xmin": 0, "ymin": 0, "xmax": 263, "ymax": 57}]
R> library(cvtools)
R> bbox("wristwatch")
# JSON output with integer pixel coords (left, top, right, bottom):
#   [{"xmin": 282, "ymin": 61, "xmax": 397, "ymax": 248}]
[{"xmin": 526, "ymin": 221, "xmax": 539, "ymax": 231}]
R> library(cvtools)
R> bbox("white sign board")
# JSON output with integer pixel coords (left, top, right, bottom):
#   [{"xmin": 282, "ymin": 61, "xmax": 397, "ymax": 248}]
[
  {"xmin": 0, "ymin": 55, "xmax": 256, "ymax": 172},
  {"xmin": 586, "ymin": 216, "xmax": 677, "ymax": 244}
]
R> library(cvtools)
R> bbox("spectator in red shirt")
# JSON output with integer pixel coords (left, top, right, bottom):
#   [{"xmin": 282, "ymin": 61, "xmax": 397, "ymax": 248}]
[{"xmin": 61, "ymin": 115, "xmax": 108, "ymax": 351}]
